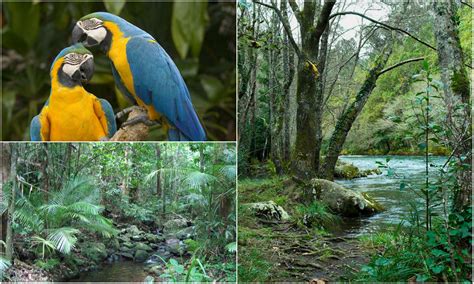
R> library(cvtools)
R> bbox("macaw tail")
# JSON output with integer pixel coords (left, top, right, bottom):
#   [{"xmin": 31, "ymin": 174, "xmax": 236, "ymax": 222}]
[{"xmin": 168, "ymin": 128, "xmax": 190, "ymax": 141}]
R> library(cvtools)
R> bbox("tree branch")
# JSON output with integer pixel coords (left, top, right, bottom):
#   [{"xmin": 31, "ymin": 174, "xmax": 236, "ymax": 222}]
[
  {"xmin": 254, "ymin": 0, "xmax": 302, "ymax": 58},
  {"xmin": 111, "ymin": 107, "xmax": 150, "ymax": 141},
  {"xmin": 329, "ymin": 11, "xmax": 437, "ymax": 51},
  {"xmin": 461, "ymin": 1, "xmax": 473, "ymax": 9},
  {"xmin": 377, "ymin": 56, "xmax": 424, "ymax": 76},
  {"xmin": 311, "ymin": 0, "xmax": 337, "ymax": 48},
  {"xmin": 288, "ymin": 0, "xmax": 302, "ymax": 24}
]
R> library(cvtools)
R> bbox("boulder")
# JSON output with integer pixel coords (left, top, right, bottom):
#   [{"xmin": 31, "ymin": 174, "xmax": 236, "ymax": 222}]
[
  {"xmin": 335, "ymin": 162, "xmax": 360, "ymax": 179},
  {"xmin": 134, "ymin": 250, "xmax": 149, "ymax": 262},
  {"xmin": 127, "ymin": 225, "xmax": 143, "ymax": 236},
  {"xmin": 310, "ymin": 179, "xmax": 384, "ymax": 216},
  {"xmin": 117, "ymin": 252, "xmax": 134, "ymax": 259},
  {"xmin": 135, "ymin": 242, "xmax": 152, "ymax": 252},
  {"xmin": 166, "ymin": 238, "xmax": 185, "ymax": 255},
  {"xmin": 246, "ymin": 201, "xmax": 290, "ymax": 221},
  {"xmin": 176, "ymin": 226, "xmax": 195, "ymax": 240},
  {"xmin": 81, "ymin": 242, "xmax": 107, "ymax": 263},
  {"xmin": 163, "ymin": 218, "xmax": 189, "ymax": 231},
  {"xmin": 145, "ymin": 233, "xmax": 160, "ymax": 243}
]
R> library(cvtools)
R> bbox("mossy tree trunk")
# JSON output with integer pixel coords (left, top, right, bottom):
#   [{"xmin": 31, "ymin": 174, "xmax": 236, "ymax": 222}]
[
  {"xmin": 281, "ymin": 0, "xmax": 295, "ymax": 163},
  {"xmin": 288, "ymin": 0, "xmax": 336, "ymax": 180},
  {"xmin": 5, "ymin": 143, "xmax": 17, "ymax": 261},
  {"xmin": 432, "ymin": 0, "xmax": 471, "ymax": 211},
  {"xmin": 0, "ymin": 144, "xmax": 11, "ymax": 255},
  {"xmin": 321, "ymin": 45, "xmax": 393, "ymax": 180}
]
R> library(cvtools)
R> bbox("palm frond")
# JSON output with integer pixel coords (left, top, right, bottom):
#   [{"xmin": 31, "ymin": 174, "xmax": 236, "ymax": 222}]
[
  {"xmin": 47, "ymin": 227, "xmax": 79, "ymax": 254},
  {"xmin": 219, "ymin": 165, "xmax": 237, "ymax": 181},
  {"xmin": 185, "ymin": 171, "xmax": 217, "ymax": 189},
  {"xmin": 0, "ymin": 256, "xmax": 11, "ymax": 278},
  {"xmin": 15, "ymin": 195, "xmax": 44, "ymax": 232}
]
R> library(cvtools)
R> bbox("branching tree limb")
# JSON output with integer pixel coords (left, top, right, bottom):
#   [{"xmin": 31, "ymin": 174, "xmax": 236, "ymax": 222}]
[
  {"xmin": 288, "ymin": 0, "xmax": 302, "ymax": 24},
  {"xmin": 378, "ymin": 56, "xmax": 425, "ymax": 76},
  {"xmin": 254, "ymin": 0, "xmax": 302, "ymax": 58},
  {"xmin": 329, "ymin": 11, "xmax": 437, "ymax": 51}
]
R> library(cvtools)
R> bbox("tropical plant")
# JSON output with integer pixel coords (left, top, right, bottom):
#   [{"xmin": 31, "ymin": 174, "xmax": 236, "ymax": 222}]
[{"xmin": 14, "ymin": 176, "xmax": 116, "ymax": 256}]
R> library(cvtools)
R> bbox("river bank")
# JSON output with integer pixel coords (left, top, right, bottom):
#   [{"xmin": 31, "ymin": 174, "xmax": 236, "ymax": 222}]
[{"xmin": 238, "ymin": 155, "xmax": 448, "ymax": 281}]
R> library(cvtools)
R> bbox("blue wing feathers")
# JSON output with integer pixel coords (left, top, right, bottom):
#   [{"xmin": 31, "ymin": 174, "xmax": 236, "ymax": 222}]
[
  {"xmin": 30, "ymin": 115, "xmax": 42, "ymax": 141},
  {"xmin": 99, "ymin": 99, "xmax": 117, "ymax": 137},
  {"xmin": 126, "ymin": 36, "xmax": 206, "ymax": 141}
]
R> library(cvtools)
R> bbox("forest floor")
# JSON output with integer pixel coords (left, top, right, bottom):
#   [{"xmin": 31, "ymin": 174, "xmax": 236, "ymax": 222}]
[
  {"xmin": 239, "ymin": 212, "xmax": 374, "ymax": 281},
  {"xmin": 238, "ymin": 176, "xmax": 377, "ymax": 282}
]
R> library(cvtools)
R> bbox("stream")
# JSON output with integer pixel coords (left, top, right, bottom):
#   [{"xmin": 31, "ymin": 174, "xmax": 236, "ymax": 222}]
[
  {"xmin": 68, "ymin": 261, "xmax": 149, "ymax": 282},
  {"xmin": 334, "ymin": 155, "xmax": 447, "ymax": 237}
]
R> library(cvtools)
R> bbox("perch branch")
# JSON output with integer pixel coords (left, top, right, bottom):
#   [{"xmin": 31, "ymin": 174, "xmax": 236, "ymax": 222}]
[{"xmin": 111, "ymin": 107, "xmax": 150, "ymax": 141}]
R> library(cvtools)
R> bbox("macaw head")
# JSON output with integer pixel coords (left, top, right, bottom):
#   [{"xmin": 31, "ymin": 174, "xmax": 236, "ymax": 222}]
[
  {"xmin": 72, "ymin": 12, "xmax": 127, "ymax": 53},
  {"xmin": 52, "ymin": 44, "xmax": 94, "ymax": 86}
]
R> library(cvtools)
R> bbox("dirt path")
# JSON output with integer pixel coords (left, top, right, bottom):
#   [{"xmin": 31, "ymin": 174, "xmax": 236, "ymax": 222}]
[{"xmin": 252, "ymin": 220, "xmax": 372, "ymax": 282}]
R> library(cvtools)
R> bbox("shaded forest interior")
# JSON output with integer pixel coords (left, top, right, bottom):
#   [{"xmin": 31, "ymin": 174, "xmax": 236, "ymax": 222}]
[
  {"xmin": 238, "ymin": 0, "xmax": 471, "ymax": 282},
  {"xmin": 0, "ymin": 143, "xmax": 236, "ymax": 282}
]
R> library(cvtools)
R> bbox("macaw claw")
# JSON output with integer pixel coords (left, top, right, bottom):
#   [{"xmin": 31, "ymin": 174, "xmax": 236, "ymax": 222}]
[
  {"xmin": 121, "ymin": 115, "xmax": 158, "ymax": 127},
  {"xmin": 115, "ymin": 105, "xmax": 144, "ymax": 120}
]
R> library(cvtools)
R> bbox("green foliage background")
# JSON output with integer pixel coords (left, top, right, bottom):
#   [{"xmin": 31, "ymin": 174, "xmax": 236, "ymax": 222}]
[{"xmin": 1, "ymin": 1, "xmax": 236, "ymax": 141}]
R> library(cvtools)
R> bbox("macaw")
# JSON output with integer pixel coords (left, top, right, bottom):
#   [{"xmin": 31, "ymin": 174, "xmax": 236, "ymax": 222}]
[
  {"xmin": 30, "ymin": 44, "xmax": 117, "ymax": 141},
  {"xmin": 71, "ymin": 12, "xmax": 207, "ymax": 141}
]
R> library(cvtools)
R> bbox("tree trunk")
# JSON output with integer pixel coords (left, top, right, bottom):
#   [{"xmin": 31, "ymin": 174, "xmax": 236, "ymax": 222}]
[
  {"xmin": 321, "ymin": 45, "xmax": 393, "ymax": 180},
  {"xmin": 290, "ymin": 0, "xmax": 336, "ymax": 180},
  {"xmin": 0, "ymin": 144, "xmax": 11, "ymax": 255},
  {"xmin": 5, "ymin": 143, "xmax": 17, "ymax": 261},
  {"xmin": 432, "ymin": 0, "xmax": 471, "ymax": 211},
  {"xmin": 156, "ymin": 145, "xmax": 162, "ymax": 197}
]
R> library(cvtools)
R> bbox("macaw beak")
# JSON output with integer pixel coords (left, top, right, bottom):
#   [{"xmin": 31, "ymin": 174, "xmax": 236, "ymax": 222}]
[
  {"xmin": 72, "ymin": 23, "xmax": 99, "ymax": 47},
  {"xmin": 72, "ymin": 23, "xmax": 87, "ymax": 44},
  {"xmin": 79, "ymin": 57, "xmax": 94, "ymax": 83}
]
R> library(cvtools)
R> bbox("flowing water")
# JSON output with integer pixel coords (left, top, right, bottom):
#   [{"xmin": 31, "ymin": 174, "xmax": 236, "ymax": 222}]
[
  {"xmin": 334, "ymin": 155, "xmax": 447, "ymax": 237},
  {"xmin": 68, "ymin": 261, "xmax": 149, "ymax": 282}
]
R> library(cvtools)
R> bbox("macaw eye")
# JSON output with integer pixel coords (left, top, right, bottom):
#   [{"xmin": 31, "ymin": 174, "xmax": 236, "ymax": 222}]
[
  {"xmin": 64, "ymin": 53, "xmax": 86, "ymax": 65},
  {"xmin": 83, "ymin": 18, "xmax": 102, "ymax": 30}
]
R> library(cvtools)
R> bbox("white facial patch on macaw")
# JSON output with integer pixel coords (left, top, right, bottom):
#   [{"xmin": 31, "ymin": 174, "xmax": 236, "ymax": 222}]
[
  {"xmin": 62, "ymin": 62, "xmax": 79, "ymax": 78},
  {"xmin": 87, "ymin": 27, "xmax": 107, "ymax": 43},
  {"xmin": 77, "ymin": 18, "xmax": 106, "ymax": 44}
]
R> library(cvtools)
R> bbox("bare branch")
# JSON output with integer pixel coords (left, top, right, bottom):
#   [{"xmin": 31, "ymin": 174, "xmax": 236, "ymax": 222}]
[
  {"xmin": 378, "ymin": 56, "xmax": 425, "ymax": 76},
  {"xmin": 254, "ymin": 0, "xmax": 302, "ymax": 58},
  {"xmin": 288, "ymin": 0, "xmax": 302, "ymax": 24},
  {"xmin": 461, "ymin": 1, "xmax": 473, "ymax": 8},
  {"xmin": 329, "ymin": 11, "xmax": 437, "ymax": 51}
]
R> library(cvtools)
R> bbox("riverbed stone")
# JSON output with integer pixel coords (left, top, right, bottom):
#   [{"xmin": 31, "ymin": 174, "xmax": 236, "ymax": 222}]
[
  {"xmin": 310, "ymin": 179, "xmax": 384, "ymax": 216},
  {"xmin": 135, "ymin": 242, "xmax": 152, "ymax": 252},
  {"xmin": 134, "ymin": 249, "xmax": 149, "ymax": 262},
  {"xmin": 81, "ymin": 242, "xmax": 107, "ymax": 263},
  {"xmin": 176, "ymin": 226, "xmax": 196, "ymax": 240},
  {"xmin": 163, "ymin": 218, "xmax": 189, "ymax": 231},
  {"xmin": 246, "ymin": 201, "xmax": 291, "ymax": 221},
  {"xmin": 117, "ymin": 251, "xmax": 134, "ymax": 259}
]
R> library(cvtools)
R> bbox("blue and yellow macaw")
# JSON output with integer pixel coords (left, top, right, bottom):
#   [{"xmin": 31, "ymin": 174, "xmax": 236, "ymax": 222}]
[
  {"xmin": 30, "ymin": 44, "xmax": 116, "ymax": 141},
  {"xmin": 72, "ymin": 12, "xmax": 207, "ymax": 141}
]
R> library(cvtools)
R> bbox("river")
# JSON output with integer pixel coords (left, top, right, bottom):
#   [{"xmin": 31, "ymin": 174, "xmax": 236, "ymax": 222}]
[{"xmin": 335, "ymin": 155, "xmax": 447, "ymax": 237}]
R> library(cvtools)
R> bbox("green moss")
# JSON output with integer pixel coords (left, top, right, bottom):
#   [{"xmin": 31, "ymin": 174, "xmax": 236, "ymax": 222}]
[{"xmin": 451, "ymin": 70, "xmax": 470, "ymax": 100}]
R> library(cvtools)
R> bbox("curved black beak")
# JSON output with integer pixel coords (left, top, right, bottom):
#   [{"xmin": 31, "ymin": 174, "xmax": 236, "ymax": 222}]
[
  {"xmin": 79, "ymin": 57, "xmax": 94, "ymax": 83},
  {"xmin": 72, "ymin": 23, "xmax": 86, "ymax": 44}
]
